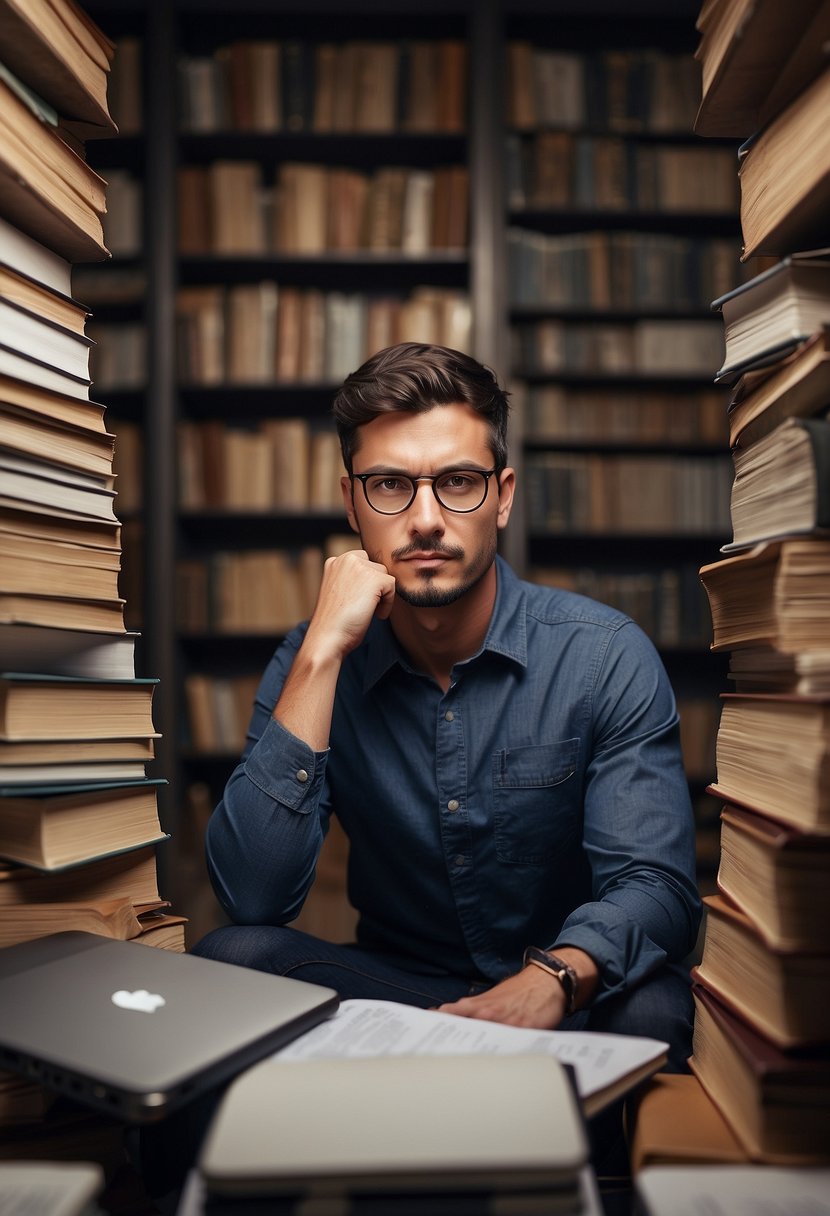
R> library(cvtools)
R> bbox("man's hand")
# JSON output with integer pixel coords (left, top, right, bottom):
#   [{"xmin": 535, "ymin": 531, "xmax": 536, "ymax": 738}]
[
  {"xmin": 436, "ymin": 966, "xmax": 567, "ymax": 1029},
  {"xmin": 436, "ymin": 947, "xmax": 599, "ymax": 1030},
  {"xmin": 304, "ymin": 549, "xmax": 396, "ymax": 663},
  {"xmin": 272, "ymin": 549, "xmax": 395, "ymax": 751}
]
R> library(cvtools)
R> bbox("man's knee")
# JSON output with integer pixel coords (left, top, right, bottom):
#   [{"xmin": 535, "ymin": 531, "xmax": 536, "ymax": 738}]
[{"xmin": 191, "ymin": 923, "xmax": 295, "ymax": 973}]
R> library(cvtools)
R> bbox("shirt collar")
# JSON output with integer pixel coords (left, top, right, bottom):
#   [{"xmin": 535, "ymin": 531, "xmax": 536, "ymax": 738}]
[{"xmin": 362, "ymin": 556, "xmax": 528, "ymax": 691}]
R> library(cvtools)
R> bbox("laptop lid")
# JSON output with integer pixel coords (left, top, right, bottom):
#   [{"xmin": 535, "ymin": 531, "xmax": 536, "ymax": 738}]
[
  {"xmin": 199, "ymin": 1054, "xmax": 589, "ymax": 1197},
  {"xmin": 0, "ymin": 930, "xmax": 339, "ymax": 1122}
]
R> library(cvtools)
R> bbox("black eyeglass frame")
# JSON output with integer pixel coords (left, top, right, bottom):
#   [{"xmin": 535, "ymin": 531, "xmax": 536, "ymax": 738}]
[{"xmin": 351, "ymin": 467, "xmax": 502, "ymax": 515}]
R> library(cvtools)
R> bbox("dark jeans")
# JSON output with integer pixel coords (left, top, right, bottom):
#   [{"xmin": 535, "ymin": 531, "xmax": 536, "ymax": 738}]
[{"xmin": 137, "ymin": 925, "xmax": 694, "ymax": 1208}]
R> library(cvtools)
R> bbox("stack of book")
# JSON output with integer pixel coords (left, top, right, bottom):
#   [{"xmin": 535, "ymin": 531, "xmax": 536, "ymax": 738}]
[
  {"xmin": 0, "ymin": 0, "xmax": 184, "ymax": 1153},
  {"xmin": 682, "ymin": 0, "xmax": 830, "ymax": 1168}
]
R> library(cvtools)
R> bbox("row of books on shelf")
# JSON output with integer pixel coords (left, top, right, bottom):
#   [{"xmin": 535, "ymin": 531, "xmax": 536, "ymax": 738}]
[
  {"xmin": 529, "ymin": 564, "xmax": 712, "ymax": 650},
  {"xmin": 506, "ymin": 43, "xmax": 699, "ymax": 134},
  {"xmin": 506, "ymin": 133, "xmax": 738, "ymax": 215},
  {"xmin": 516, "ymin": 384, "xmax": 727, "ymax": 446},
  {"xmin": 178, "ymin": 37, "xmax": 467, "ymax": 135},
  {"xmin": 524, "ymin": 451, "xmax": 733, "ymax": 536},
  {"xmin": 178, "ymin": 420, "xmax": 344, "ymax": 514},
  {"xmin": 179, "ymin": 160, "xmax": 469, "ymax": 257},
  {"xmin": 176, "ymin": 535, "xmax": 358, "ymax": 636},
  {"xmin": 507, "ymin": 230, "xmax": 745, "ymax": 311},
  {"xmin": 511, "ymin": 317, "xmax": 724, "ymax": 378},
  {"xmin": 174, "ymin": 284, "xmax": 471, "ymax": 388}
]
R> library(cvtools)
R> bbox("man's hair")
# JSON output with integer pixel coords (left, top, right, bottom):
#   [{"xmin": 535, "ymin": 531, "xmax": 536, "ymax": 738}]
[{"xmin": 332, "ymin": 342, "xmax": 510, "ymax": 473}]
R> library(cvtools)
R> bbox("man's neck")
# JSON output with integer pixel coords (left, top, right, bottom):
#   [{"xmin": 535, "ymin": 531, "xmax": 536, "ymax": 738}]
[{"xmin": 389, "ymin": 565, "xmax": 498, "ymax": 692}]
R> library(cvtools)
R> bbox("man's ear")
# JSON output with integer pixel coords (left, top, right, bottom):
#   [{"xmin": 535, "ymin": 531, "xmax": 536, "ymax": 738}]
[
  {"xmin": 341, "ymin": 475, "xmax": 360, "ymax": 535},
  {"xmin": 496, "ymin": 467, "xmax": 515, "ymax": 530}
]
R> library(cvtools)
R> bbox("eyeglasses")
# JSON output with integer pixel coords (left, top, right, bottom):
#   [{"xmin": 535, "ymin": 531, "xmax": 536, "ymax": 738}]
[{"xmin": 352, "ymin": 468, "xmax": 500, "ymax": 515}]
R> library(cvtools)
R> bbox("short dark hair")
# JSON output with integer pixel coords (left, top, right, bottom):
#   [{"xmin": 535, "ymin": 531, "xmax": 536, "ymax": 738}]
[{"xmin": 332, "ymin": 342, "xmax": 510, "ymax": 474}]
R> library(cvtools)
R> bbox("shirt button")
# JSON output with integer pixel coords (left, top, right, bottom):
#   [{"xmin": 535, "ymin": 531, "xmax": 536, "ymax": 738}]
[
  {"xmin": 447, "ymin": 799, "xmax": 460, "ymax": 812},
  {"xmin": 444, "ymin": 711, "xmax": 455, "ymax": 722},
  {"xmin": 296, "ymin": 769, "xmax": 309, "ymax": 783}
]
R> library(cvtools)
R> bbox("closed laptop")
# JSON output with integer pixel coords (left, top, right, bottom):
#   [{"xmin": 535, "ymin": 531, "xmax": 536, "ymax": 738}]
[{"xmin": 0, "ymin": 930, "xmax": 339, "ymax": 1122}]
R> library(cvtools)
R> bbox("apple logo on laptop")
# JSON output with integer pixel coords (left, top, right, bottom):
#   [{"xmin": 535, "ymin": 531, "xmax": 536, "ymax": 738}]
[{"xmin": 111, "ymin": 988, "xmax": 166, "ymax": 1013}]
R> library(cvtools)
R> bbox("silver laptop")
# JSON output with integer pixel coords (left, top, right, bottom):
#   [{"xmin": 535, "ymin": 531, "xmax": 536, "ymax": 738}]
[{"xmin": 0, "ymin": 930, "xmax": 339, "ymax": 1122}]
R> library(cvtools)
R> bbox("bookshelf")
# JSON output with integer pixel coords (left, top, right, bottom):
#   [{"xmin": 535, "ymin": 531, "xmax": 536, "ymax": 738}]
[
  {"xmin": 503, "ymin": 2, "xmax": 744, "ymax": 881},
  {"xmin": 80, "ymin": 0, "xmax": 734, "ymax": 933}
]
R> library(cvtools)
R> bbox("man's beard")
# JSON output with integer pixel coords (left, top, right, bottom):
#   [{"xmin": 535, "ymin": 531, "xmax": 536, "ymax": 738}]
[{"xmin": 367, "ymin": 533, "xmax": 497, "ymax": 608}]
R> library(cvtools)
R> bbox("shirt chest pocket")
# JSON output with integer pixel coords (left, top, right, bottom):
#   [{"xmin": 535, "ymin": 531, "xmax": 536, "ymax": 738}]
[{"xmin": 492, "ymin": 739, "xmax": 580, "ymax": 864}]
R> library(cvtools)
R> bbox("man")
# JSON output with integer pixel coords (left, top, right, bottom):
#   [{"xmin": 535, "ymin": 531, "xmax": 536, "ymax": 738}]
[{"xmin": 195, "ymin": 341, "xmax": 701, "ymax": 1065}]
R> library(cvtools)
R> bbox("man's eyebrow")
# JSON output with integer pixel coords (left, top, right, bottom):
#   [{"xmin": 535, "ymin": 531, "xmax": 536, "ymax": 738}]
[{"xmin": 356, "ymin": 463, "xmax": 489, "ymax": 476}]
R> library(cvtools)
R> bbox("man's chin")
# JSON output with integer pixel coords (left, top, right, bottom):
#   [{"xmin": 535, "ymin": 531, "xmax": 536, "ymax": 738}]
[{"xmin": 395, "ymin": 579, "xmax": 469, "ymax": 608}]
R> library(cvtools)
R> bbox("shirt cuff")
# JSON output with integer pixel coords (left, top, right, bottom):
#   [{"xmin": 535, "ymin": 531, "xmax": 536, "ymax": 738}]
[{"xmin": 244, "ymin": 715, "xmax": 328, "ymax": 811}]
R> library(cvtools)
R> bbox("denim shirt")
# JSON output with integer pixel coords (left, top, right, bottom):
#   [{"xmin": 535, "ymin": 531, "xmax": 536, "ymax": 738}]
[{"xmin": 205, "ymin": 557, "xmax": 701, "ymax": 1004}]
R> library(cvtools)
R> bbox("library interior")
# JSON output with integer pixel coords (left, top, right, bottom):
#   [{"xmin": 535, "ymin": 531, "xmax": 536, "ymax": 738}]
[{"xmin": 1, "ymin": 0, "xmax": 829, "ymax": 1213}]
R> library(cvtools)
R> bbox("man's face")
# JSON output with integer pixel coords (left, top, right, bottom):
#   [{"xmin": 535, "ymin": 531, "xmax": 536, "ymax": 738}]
[{"xmin": 341, "ymin": 402, "xmax": 514, "ymax": 608}]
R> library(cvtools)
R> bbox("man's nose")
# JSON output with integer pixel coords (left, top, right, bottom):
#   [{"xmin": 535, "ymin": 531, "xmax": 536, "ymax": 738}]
[{"xmin": 407, "ymin": 480, "xmax": 445, "ymax": 532}]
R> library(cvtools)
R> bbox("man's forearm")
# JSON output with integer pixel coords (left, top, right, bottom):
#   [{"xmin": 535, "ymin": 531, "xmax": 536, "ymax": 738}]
[{"xmin": 272, "ymin": 641, "xmax": 342, "ymax": 751}]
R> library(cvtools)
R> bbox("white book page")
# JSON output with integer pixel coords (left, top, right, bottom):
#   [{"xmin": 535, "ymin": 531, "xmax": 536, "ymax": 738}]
[{"xmin": 273, "ymin": 998, "xmax": 667, "ymax": 1106}]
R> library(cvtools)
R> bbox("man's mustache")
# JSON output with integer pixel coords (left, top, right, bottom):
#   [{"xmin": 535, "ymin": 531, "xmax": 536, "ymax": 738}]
[{"xmin": 391, "ymin": 539, "xmax": 464, "ymax": 561}]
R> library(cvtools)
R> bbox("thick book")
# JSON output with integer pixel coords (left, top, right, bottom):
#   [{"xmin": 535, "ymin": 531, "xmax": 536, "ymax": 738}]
[
  {"xmin": 690, "ymin": 983, "xmax": 830, "ymax": 1163},
  {"xmin": 0, "ymin": 262, "xmax": 88, "ymax": 334},
  {"xmin": 0, "ymin": 371, "xmax": 106, "ymax": 434},
  {"xmin": 1, "ymin": 540, "xmax": 120, "ymax": 603},
  {"xmin": 711, "ymin": 252, "xmax": 830, "ymax": 383},
  {"xmin": 699, "ymin": 539, "xmax": 830, "ymax": 652},
  {"xmin": 694, "ymin": 0, "xmax": 828, "ymax": 138},
  {"xmin": 725, "ymin": 417, "xmax": 830, "ymax": 551},
  {"xmin": 716, "ymin": 802, "xmax": 830, "ymax": 953},
  {"xmin": 0, "ymin": 894, "xmax": 161, "ymax": 949},
  {"xmin": 0, "ymin": 0, "xmax": 116, "ymax": 133},
  {"xmin": 0, "ymin": 623, "xmax": 135, "ymax": 679},
  {"xmin": 0, "ymin": 778, "xmax": 167, "ymax": 869},
  {"xmin": 727, "ymin": 647, "xmax": 830, "ymax": 695},
  {"xmin": 712, "ymin": 694, "xmax": 830, "ymax": 834},
  {"xmin": 0, "ymin": 297, "xmax": 93, "ymax": 382},
  {"xmin": 0, "ymin": 500, "xmax": 119, "ymax": 552},
  {"xmin": 627, "ymin": 1073, "xmax": 748, "ymax": 1174},
  {"xmin": 0, "ymin": 736, "xmax": 154, "ymax": 769},
  {"xmin": 0, "ymin": 71, "xmax": 108, "ymax": 261},
  {"xmin": 0, "ymin": 673, "xmax": 158, "ymax": 741},
  {"xmin": 0, "ymin": 841, "xmax": 161, "ymax": 906},
  {"xmin": 0, "ymin": 214, "xmax": 72, "ymax": 296},
  {"xmin": 0, "ymin": 592, "xmax": 125, "ymax": 633},
  {"xmin": 694, "ymin": 894, "xmax": 830, "ymax": 1047},
  {"xmin": 0, "ymin": 404, "xmax": 114, "ymax": 479},
  {"xmin": 738, "ymin": 67, "xmax": 830, "ymax": 260},
  {"xmin": 727, "ymin": 326, "xmax": 830, "ymax": 449},
  {"xmin": 0, "ymin": 452, "xmax": 117, "ymax": 521}
]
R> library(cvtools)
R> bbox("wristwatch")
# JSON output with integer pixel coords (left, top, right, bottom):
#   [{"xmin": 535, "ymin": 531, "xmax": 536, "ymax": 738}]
[{"xmin": 523, "ymin": 946, "xmax": 579, "ymax": 1015}]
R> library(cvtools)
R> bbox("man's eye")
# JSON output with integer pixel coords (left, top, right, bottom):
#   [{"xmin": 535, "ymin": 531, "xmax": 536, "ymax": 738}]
[
  {"xmin": 371, "ymin": 477, "xmax": 407, "ymax": 493},
  {"xmin": 441, "ymin": 474, "xmax": 474, "ymax": 490}
]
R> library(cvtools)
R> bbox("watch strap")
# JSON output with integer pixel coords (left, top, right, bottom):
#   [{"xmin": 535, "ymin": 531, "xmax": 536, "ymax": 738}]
[{"xmin": 523, "ymin": 946, "xmax": 579, "ymax": 1015}]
